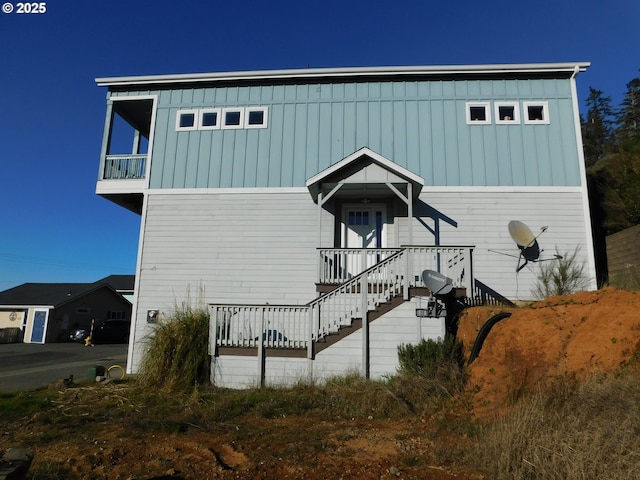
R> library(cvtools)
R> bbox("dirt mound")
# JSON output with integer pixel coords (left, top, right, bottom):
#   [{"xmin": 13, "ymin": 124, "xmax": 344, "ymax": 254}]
[{"xmin": 457, "ymin": 287, "xmax": 640, "ymax": 418}]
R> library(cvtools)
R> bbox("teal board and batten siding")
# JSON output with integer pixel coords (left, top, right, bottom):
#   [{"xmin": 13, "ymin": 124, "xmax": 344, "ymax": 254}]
[{"xmin": 110, "ymin": 77, "xmax": 581, "ymax": 189}]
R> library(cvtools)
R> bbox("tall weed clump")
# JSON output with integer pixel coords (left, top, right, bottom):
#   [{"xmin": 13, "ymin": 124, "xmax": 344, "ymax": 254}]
[
  {"xmin": 138, "ymin": 302, "xmax": 210, "ymax": 391},
  {"xmin": 533, "ymin": 246, "xmax": 587, "ymax": 299}
]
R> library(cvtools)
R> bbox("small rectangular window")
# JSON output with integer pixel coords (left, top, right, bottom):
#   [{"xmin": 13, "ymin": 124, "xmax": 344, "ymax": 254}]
[
  {"xmin": 466, "ymin": 102, "xmax": 491, "ymax": 124},
  {"xmin": 175, "ymin": 109, "xmax": 198, "ymax": 131},
  {"xmin": 495, "ymin": 102, "xmax": 520, "ymax": 124},
  {"xmin": 523, "ymin": 101, "xmax": 550, "ymax": 124},
  {"xmin": 222, "ymin": 108, "xmax": 244, "ymax": 129},
  {"xmin": 245, "ymin": 107, "xmax": 268, "ymax": 129},
  {"xmin": 199, "ymin": 108, "xmax": 221, "ymax": 130}
]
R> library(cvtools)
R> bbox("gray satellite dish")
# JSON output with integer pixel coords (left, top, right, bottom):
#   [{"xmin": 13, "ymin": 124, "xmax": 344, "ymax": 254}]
[{"xmin": 422, "ymin": 270, "xmax": 454, "ymax": 296}]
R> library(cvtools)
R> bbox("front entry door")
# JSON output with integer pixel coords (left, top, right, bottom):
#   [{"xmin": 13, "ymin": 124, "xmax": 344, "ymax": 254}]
[
  {"xmin": 341, "ymin": 205, "xmax": 386, "ymax": 248},
  {"xmin": 341, "ymin": 205, "xmax": 386, "ymax": 277}
]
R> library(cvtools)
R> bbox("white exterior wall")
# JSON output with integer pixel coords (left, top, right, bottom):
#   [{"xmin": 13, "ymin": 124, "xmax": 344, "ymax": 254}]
[
  {"xmin": 128, "ymin": 190, "xmax": 332, "ymax": 372},
  {"xmin": 405, "ymin": 188, "xmax": 596, "ymax": 301},
  {"xmin": 129, "ymin": 186, "xmax": 596, "ymax": 375}
]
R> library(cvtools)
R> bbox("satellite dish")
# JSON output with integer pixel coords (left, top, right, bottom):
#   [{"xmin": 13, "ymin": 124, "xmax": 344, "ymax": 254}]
[
  {"xmin": 509, "ymin": 220, "xmax": 542, "ymax": 266},
  {"xmin": 490, "ymin": 221, "xmax": 560, "ymax": 272},
  {"xmin": 421, "ymin": 270, "xmax": 454, "ymax": 296},
  {"xmin": 508, "ymin": 220, "xmax": 536, "ymax": 248}
]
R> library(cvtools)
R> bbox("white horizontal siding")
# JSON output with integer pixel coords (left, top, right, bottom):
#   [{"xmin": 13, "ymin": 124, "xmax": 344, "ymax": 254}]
[
  {"xmin": 129, "ymin": 191, "xmax": 331, "ymax": 372},
  {"xmin": 405, "ymin": 190, "xmax": 596, "ymax": 300},
  {"xmin": 129, "ymin": 187, "xmax": 595, "ymax": 374}
]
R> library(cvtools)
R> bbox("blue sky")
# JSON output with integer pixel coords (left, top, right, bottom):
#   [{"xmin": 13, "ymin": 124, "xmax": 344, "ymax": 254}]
[{"xmin": 0, "ymin": 0, "xmax": 638, "ymax": 291}]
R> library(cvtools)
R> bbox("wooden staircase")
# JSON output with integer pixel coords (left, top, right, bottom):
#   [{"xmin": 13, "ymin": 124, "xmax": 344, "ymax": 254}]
[{"xmin": 209, "ymin": 246, "xmax": 475, "ymax": 360}]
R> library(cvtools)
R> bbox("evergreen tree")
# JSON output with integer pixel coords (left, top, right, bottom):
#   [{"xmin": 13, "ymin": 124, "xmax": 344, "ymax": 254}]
[
  {"xmin": 616, "ymin": 76, "xmax": 640, "ymax": 146},
  {"xmin": 581, "ymin": 87, "xmax": 615, "ymax": 165}
]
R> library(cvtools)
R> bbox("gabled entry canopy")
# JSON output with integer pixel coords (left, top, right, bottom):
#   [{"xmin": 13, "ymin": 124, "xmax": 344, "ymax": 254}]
[{"xmin": 306, "ymin": 147, "xmax": 424, "ymax": 205}]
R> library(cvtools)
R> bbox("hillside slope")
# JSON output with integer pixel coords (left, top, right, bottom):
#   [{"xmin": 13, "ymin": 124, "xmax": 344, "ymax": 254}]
[{"xmin": 457, "ymin": 287, "xmax": 640, "ymax": 417}]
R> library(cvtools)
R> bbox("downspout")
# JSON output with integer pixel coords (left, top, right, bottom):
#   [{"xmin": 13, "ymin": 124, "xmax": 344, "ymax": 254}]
[{"xmin": 569, "ymin": 64, "xmax": 598, "ymax": 290}]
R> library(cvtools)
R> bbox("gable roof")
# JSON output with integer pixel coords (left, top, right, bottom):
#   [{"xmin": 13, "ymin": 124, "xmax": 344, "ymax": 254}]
[
  {"xmin": 94, "ymin": 275, "xmax": 135, "ymax": 292},
  {"xmin": 306, "ymin": 147, "xmax": 424, "ymax": 203},
  {"xmin": 0, "ymin": 283, "xmax": 119, "ymax": 308}
]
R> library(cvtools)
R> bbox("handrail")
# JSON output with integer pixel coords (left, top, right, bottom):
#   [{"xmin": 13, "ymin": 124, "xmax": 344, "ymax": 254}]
[
  {"xmin": 209, "ymin": 246, "xmax": 475, "ymax": 355},
  {"xmin": 210, "ymin": 250, "xmax": 406, "ymax": 352},
  {"xmin": 103, "ymin": 154, "xmax": 147, "ymax": 180}
]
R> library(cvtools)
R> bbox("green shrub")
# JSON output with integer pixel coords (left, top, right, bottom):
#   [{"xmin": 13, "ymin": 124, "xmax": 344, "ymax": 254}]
[
  {"xmin": 532, "ymin": 246, "xmax": 587, "ymax": 299},
  {"xmin": 397, "ymin": 336, "xmax": 464, "ymax": 377},
  {"xmin": 138, "ymin": 303, "xmax": 210, "ymax": 392}
]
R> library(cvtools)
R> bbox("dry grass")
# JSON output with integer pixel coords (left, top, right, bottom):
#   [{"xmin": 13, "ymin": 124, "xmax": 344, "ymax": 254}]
[
  {"xmin": 137, "ymin": 305, "xmax": 210, "ymax": 391},
  {"xmin": 462, "ymin": 370, "xmax": 640, "ymax": 479}
]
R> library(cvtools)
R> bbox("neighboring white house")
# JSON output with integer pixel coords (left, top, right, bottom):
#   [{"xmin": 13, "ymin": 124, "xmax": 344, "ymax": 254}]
[{"xmin": 95, "ymin": 63, "xmax": 596, "ymax": 387}]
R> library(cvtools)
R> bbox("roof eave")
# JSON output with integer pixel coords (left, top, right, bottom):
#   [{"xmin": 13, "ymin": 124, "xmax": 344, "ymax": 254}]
[{"xmin": 96, "ymin": 62, "xmax": 591, "ymax": 88}]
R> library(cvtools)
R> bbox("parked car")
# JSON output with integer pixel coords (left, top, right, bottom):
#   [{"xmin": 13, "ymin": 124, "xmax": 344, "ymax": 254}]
[
  {"xmin": 93, "ymin": 319, "xmax": 130, "ymax": 344},
  {"xmin": 69, "ymin": 328, "xmax": 89, "ymax": 343},
  {"xmin": 69, "ymin": 320, "xmax": 130, "ymax": 344}
]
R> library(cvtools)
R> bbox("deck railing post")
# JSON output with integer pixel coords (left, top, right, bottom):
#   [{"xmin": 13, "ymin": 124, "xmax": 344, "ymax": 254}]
[
  {"xmin": 258, "ymin": 308, "xmax": 265, "ymax": 387},
  {"xmin": 307, "ymin": 306, "xmax": 314, "ymax": 359},
  {"xmin": 209, "ymin": 305, "xmax": 218, "ymax": 385},
  {"xmin": 404, "ymin": 248, "xmax": 410, "ymax": 300},
  {"xmin": 360, "ymin": 273, "xmax": 369, "ymax": 378}
]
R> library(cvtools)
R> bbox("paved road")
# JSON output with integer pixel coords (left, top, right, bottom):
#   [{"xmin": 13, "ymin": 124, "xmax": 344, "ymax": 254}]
[{"xmin": 0, "ymin": 343, "xmax": 128, "ymax": 393}]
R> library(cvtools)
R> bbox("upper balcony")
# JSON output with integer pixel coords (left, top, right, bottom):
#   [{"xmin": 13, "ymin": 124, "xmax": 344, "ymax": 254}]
[{"xmin": 96, "ymin": 97, "xmax": 155, "ymax": 214}]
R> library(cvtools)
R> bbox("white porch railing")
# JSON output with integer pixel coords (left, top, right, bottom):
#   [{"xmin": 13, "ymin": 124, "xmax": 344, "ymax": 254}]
[
  {"xmin": 318, "ymin": 246, "xmax": 472, "ymax": 290},
  {"xmin": 210, "ymin": 246, "xmax": 473, "ymax": 355},
  {"xmin": 103, "ymin": 154, "xmax": 147, "ymax": 180}
]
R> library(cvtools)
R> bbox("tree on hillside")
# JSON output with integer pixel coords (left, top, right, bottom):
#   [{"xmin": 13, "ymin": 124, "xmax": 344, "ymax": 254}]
[
  {"xmin": 616, "ymin": 76, "xmax": 640, "ymax": 145},
  {"xmin": 581, "ymin": 87, "xmax": 616, "ymax": 165},
  {"xmin": 588, "ymin": 150, "xmax": 640, "ymax": 234}
]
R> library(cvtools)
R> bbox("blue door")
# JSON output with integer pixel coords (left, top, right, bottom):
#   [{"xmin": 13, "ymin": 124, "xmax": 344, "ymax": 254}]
[{"xmin": 30, "ymin": 311, "xmax": 47, "ymax": 343}]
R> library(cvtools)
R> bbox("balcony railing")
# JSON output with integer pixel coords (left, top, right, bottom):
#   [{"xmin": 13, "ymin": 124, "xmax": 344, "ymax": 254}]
[
  {"xmin": 318, "ymin": 246, "xmax": 473, "ymax": 292},
  {"xmin": 103, "ymin": 154, "xmax": 147, "ymax": 180}
]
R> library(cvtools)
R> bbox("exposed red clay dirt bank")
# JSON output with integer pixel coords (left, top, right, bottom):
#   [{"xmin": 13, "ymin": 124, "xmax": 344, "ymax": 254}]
[{"xmin": 457, "ymin": 287, "xmax": 640, "ymax": 418}]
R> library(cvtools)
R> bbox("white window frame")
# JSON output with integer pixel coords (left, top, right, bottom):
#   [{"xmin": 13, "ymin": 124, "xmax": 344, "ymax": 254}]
[
  {"xmin": 175, "ymin": 109, "xmax": 198, "ymax": 131},
  {"xmin": 495, "ymin": 102, "xmax": 520, "ymax": 124},
  {"xmin": 245, "ymin": 106, "xmax": 269, "ymax": 129},
  {"xmin": 523, "ymin": 101, "xmax": 550, "ymax": 124},
  {"xmin": 466, "ymin": 102, "xmax": 491, "ymax": 124},
  {"xmin": 199, "ymin": 108, "xmax": 221, "ymax": 130},
  {"xmin": 221, "ymin": 108, "xmax": 245, "ymax": 129}
]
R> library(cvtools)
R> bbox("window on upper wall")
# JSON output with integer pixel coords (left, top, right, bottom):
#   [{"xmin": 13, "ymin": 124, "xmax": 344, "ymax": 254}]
[
  {"xmin": 495, "ymin": 102, "xmax": 520, "ymax": 124},
  {"xmin": 245, "ymin": 107, "xmax": 268, "ymax": 129},
  {"xmin": 222, "ymin": 108, "xmax": 245, "ymax": 129},
  {"xmin": 523, "ymin": 101, "xmax": 550, "ymax": 124},
  {"xmin": 175, "ymin": 110, "xmax": 198, "ymax": 131},
  {"xmin": 175, "ymin": 106, "xmax": 269, "ymax": 131},
  {"xmin": 466, "ymin": 102, "xmax": 491, "ymax": 124},
  {"xmin": 199, "ymin": 108, "xmax": 221, "ymax": 130}
]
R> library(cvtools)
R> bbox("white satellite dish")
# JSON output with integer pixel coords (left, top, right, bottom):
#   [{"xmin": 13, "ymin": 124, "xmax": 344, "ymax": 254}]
[
  {"xmin": 490, "ymin": 220, "xmax": 561, "ymax": 272},
  {"xmin": 508, "ymin": 220, "xmax": 537, "ymax": 248}
]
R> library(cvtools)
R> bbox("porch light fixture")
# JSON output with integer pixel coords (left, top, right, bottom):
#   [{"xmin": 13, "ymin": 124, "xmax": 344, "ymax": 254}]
[{"xmin": 147, "ymin": 309, "xmax": 159, "ymax": 323}]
